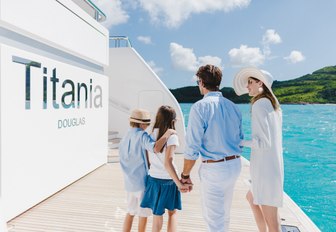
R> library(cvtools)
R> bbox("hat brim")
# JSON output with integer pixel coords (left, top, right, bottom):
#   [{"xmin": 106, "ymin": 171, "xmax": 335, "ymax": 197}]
[
  {"xmin": 233, "ymin": 67, "xmax": 265, "ymax": 96},
  {"xmin": 233, "ymin": 67, "xmax": 279, "ymax": 105},
  {"xmin": 129, "ymin": 117, "xmax": 151, "ymax": 124}
]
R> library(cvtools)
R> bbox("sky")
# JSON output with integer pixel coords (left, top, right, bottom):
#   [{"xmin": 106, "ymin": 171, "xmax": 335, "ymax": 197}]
[{"xmin": 94, "ymin": 0, "xmax": 336, "ymax": 89}]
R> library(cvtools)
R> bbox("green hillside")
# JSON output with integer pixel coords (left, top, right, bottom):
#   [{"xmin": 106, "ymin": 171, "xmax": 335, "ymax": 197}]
[{"xmin": 170, "ymin": 65, "xmax": 336, "ymax": 104}]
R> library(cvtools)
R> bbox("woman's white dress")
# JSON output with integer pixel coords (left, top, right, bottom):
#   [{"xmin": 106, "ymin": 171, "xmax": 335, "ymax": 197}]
[{"xmin": 241, "ymin": 98, "xmax": 284, "ymax": 207}]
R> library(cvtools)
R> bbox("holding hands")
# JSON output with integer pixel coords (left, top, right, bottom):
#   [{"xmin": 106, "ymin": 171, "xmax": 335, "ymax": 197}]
[
  {"xmin": 179, "ymin": 173, "xmax": 193, "ymax": 193},
  {"xmin": 177, "ymin": 180, "xmax": 193, "ymax": 193}
]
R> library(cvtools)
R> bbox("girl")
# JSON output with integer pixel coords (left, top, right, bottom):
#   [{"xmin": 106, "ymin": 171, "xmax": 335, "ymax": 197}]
[
  {"xmin": 141, "ymin": 105, "xmax": 189, "ymax": 232},
  {"xmin": 233, "ymin": 67, "xmax": 284, "ymax": 232}
]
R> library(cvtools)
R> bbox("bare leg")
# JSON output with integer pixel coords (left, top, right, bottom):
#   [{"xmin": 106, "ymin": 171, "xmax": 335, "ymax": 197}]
[
  {"xmin": 261, "ymin": 205, "xmax": 281, "ymax": 232},
  {"xmin": 167, "ymin": 210, "xmax": 177, "ymax": 232},
  {"xmin": 152, "ymin": 215, "xmax": 163, "ymax": 232},
  {"xmin": 138, "ymin": 216, "xmax": 147, "ymax": 232},
  {"xmin": 246, "ymin": 191, "xmax": 267, "ymax": 232},
  {"xmin": 123, "ymin": 213, "xmax": 134, "ymax": 232}
]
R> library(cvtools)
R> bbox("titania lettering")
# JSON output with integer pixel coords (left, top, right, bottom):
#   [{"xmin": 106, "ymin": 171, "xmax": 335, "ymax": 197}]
[{"xmin": 12, "ymin": 56, "xmax": 103, "ymax": 109}]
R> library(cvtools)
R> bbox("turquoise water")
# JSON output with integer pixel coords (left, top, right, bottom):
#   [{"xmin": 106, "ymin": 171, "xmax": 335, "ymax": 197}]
[{"xmin": 180, "ymin": 103, "xmax": 336, "ymax": 231}]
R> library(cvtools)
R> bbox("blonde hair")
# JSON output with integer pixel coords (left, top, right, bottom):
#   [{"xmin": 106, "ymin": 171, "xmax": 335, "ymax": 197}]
[{"xmin": 130, "ymin": 121, "xmax": 140, "ymax": 128}]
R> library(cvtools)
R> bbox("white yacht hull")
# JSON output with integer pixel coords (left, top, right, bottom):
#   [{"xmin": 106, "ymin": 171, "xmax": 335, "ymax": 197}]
[{"xmin": 0, "ymin": 0, "xmax": 109, "ymax": 221}]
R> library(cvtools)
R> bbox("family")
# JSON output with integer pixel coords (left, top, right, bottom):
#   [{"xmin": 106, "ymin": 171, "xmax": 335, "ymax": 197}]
[{"xmin": 119, "ymin": 65, "xmax": 284, "ymax": 232}]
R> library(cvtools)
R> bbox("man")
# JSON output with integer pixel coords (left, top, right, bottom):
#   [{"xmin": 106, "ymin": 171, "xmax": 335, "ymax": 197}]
[{"xmin": 181, "ymin": 64, "xmax": 243, "ymax": 232}]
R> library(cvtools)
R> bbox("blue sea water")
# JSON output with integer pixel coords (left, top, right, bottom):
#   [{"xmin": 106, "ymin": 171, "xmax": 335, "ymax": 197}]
[{"xmin": 180, "ymin": 103, "xmax": 336, "ymax": 232}]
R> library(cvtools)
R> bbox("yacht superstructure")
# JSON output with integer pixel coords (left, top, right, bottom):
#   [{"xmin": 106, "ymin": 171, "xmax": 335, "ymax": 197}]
[
  {"xmin": 0, "ymin": 0, "xmax": 185, "ymax": 222},
  {"xmin": 0, "ymin": 0, "xmax": 109, "ymax": 221}
]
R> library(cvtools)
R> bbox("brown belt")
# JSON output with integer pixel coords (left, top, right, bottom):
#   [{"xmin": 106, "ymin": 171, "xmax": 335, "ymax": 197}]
[{"xmin": 202, "ymin": 155, "xmax": 240, "ymax": 163}]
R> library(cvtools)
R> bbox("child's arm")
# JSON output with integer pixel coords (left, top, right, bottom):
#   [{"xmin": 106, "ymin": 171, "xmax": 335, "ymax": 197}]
[
  {"xmin": 153, "ymin": 129, "xmax": 176, "ymax": 153},
  {"xmin": 164, "ymin": 144, "xmax": 191, "ymax": 192}
]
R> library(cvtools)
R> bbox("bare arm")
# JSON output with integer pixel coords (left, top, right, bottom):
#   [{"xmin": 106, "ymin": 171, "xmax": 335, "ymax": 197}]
[
  {"xmin": 164, "ymin": 145, "xmax": 190, "ymax": 192},
  {"xmin": 180, "ymin": 159, "xmax": 196, "ymax": 192},
  {"xmin": 182, "ymin": 159, "xmax": 196, "ymax": 176}
]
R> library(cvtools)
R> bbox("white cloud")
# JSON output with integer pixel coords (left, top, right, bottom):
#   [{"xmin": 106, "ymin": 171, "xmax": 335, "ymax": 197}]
[
  {"xmin": 170, "ymin": 43, "xmax": 222, "ymax": 72},
  {"xmin": 147, "ymin": 60, "xmax": 164, "ymax": 75},
  {"xmin": 122, "ymin": 0, "xmax": 139, "ymax": 9},
  {"xmin": 95, "ymin": 0, "xmax": 250, "ymax": 28},
  {"xmin": 284, "ymin": 50, "xmax": 305, "ymax": 63},
  {"xmin": 137, "ymin": 36, "xmax": 152, "ymax": 44},
  {"xmin": 198, "ymin": 56, "xmax": 223, "ymax": 69},
  {"xmin": 262, "ymin": 29, "xmax": 282, "ymax": 57},
  {"xmin": 138, "ymin": 0, "xmax": 251, "ymax": 28},
  {"xmin": 262, "ymin": 29, "xmax": 282, "ymax": 45},
  {"xmin": 228, "ymin": 45, "xmax": 265, "ymax": 67},
  {"xmin": 170, "ymin": 43, "xmax": 198, "ymax": 71},
  {"xmin": 94, "ymin": 0, "xmax": 129, "ymax": 28}
]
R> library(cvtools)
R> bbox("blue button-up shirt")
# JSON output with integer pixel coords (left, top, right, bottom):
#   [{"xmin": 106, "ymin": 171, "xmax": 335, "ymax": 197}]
[
  {"xmin": 184, "ymin": 91, "xmax": 243, "ymax": 161},
  {"xmin": 119, "ymin": 127, "xmax": 155, "ymax": 192}
]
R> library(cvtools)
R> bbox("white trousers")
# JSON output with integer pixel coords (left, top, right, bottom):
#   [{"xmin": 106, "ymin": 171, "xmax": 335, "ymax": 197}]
[
  {"xmin": 126, "ymin": 191, "xmax": 152, "ymax": 217},
  {"xmin": 199, "ymin": 158, "xmax": 241, "ymax": 232}
]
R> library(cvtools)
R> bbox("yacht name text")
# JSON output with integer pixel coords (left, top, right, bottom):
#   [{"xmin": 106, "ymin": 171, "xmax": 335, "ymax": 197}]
[
  {"xmin": 12, "ymin": 56, "xmax": 103, "ymax": 110},
  {"xmin": 58, "ymin": 117, "xmax": 86, "ymax": 129}
]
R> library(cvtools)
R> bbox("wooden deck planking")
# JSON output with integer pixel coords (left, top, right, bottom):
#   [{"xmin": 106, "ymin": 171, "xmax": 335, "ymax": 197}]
[{"xmin": 7, "ymin": 150, "xmax": 320, "ymax": 231}]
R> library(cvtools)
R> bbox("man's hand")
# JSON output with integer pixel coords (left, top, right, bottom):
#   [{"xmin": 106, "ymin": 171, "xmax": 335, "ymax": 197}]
[
  {"xmin": 177, "ymin": 180, "xmax": 193, "ymax": 193},
  {"xmin": 180, "ymin": 176, "xmax": 193, "ymax": 192}
]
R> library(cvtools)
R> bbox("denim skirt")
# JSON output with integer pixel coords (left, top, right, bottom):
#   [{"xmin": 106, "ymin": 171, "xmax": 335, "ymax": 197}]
[{"xmin": 140, "ymin": 175, "xmax": 182, "ymax": 216}]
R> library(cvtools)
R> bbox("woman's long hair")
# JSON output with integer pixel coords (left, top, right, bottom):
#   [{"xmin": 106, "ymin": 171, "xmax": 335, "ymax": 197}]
[
  {"xmin": 153, "ymin": 105, "xmax": 176, "ymax": 153},
  {"xmin": 250, "ymin": 77, "xmax": 280, "ymax": 111}
]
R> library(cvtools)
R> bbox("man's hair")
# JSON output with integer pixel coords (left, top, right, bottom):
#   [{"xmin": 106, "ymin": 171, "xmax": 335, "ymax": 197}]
[{"xmin": 196, "ymin": 64, "xmax": 222, "ymax": 91}]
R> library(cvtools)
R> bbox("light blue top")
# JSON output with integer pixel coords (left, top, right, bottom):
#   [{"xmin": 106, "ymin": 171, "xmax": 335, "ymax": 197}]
[
  {"xmin": 119, "ymin": 127, "xmax": 155, "ymax": 192},
  {"xmin": 184, "ymin": 91, "xmax": 243, "ymax": 161}
]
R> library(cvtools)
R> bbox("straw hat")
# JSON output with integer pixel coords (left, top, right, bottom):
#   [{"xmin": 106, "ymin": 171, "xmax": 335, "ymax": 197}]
[
  {"xmin": 129, "ymin": 109, "xmax": 151, "ymax": 124},
  {"xmin": 233, "ymin": 67, "xmax": 278, "ymax": 103}
]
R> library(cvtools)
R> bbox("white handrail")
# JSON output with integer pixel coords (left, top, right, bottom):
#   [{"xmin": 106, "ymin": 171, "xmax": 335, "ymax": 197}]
[
  {"xmin": 109, "ymin": 36, "xmax": 132, "ymax": 48},
  {"xmin": 72, "ymin": 0, "xmax": 106, "ymax": 22}
]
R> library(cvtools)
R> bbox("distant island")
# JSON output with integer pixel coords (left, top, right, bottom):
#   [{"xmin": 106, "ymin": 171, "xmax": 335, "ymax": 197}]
[{"xmin": 170, "ymin": 65, "xmax": 336, "ymax": 104}]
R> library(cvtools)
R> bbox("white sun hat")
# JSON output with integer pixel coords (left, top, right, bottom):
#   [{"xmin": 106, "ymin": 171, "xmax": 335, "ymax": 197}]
[{"xmin": 233, "ymin": 67, "xmax": 279, "ymax": 104}]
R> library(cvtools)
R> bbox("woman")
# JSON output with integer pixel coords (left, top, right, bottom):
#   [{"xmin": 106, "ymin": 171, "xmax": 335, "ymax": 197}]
[
  {"xmin": 233, "ymin": 67, "xmax": 284, "ymax": 232},
  {"xmin": 140, "ymin": 105, "xmax": 189, "ymax": 232}
]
